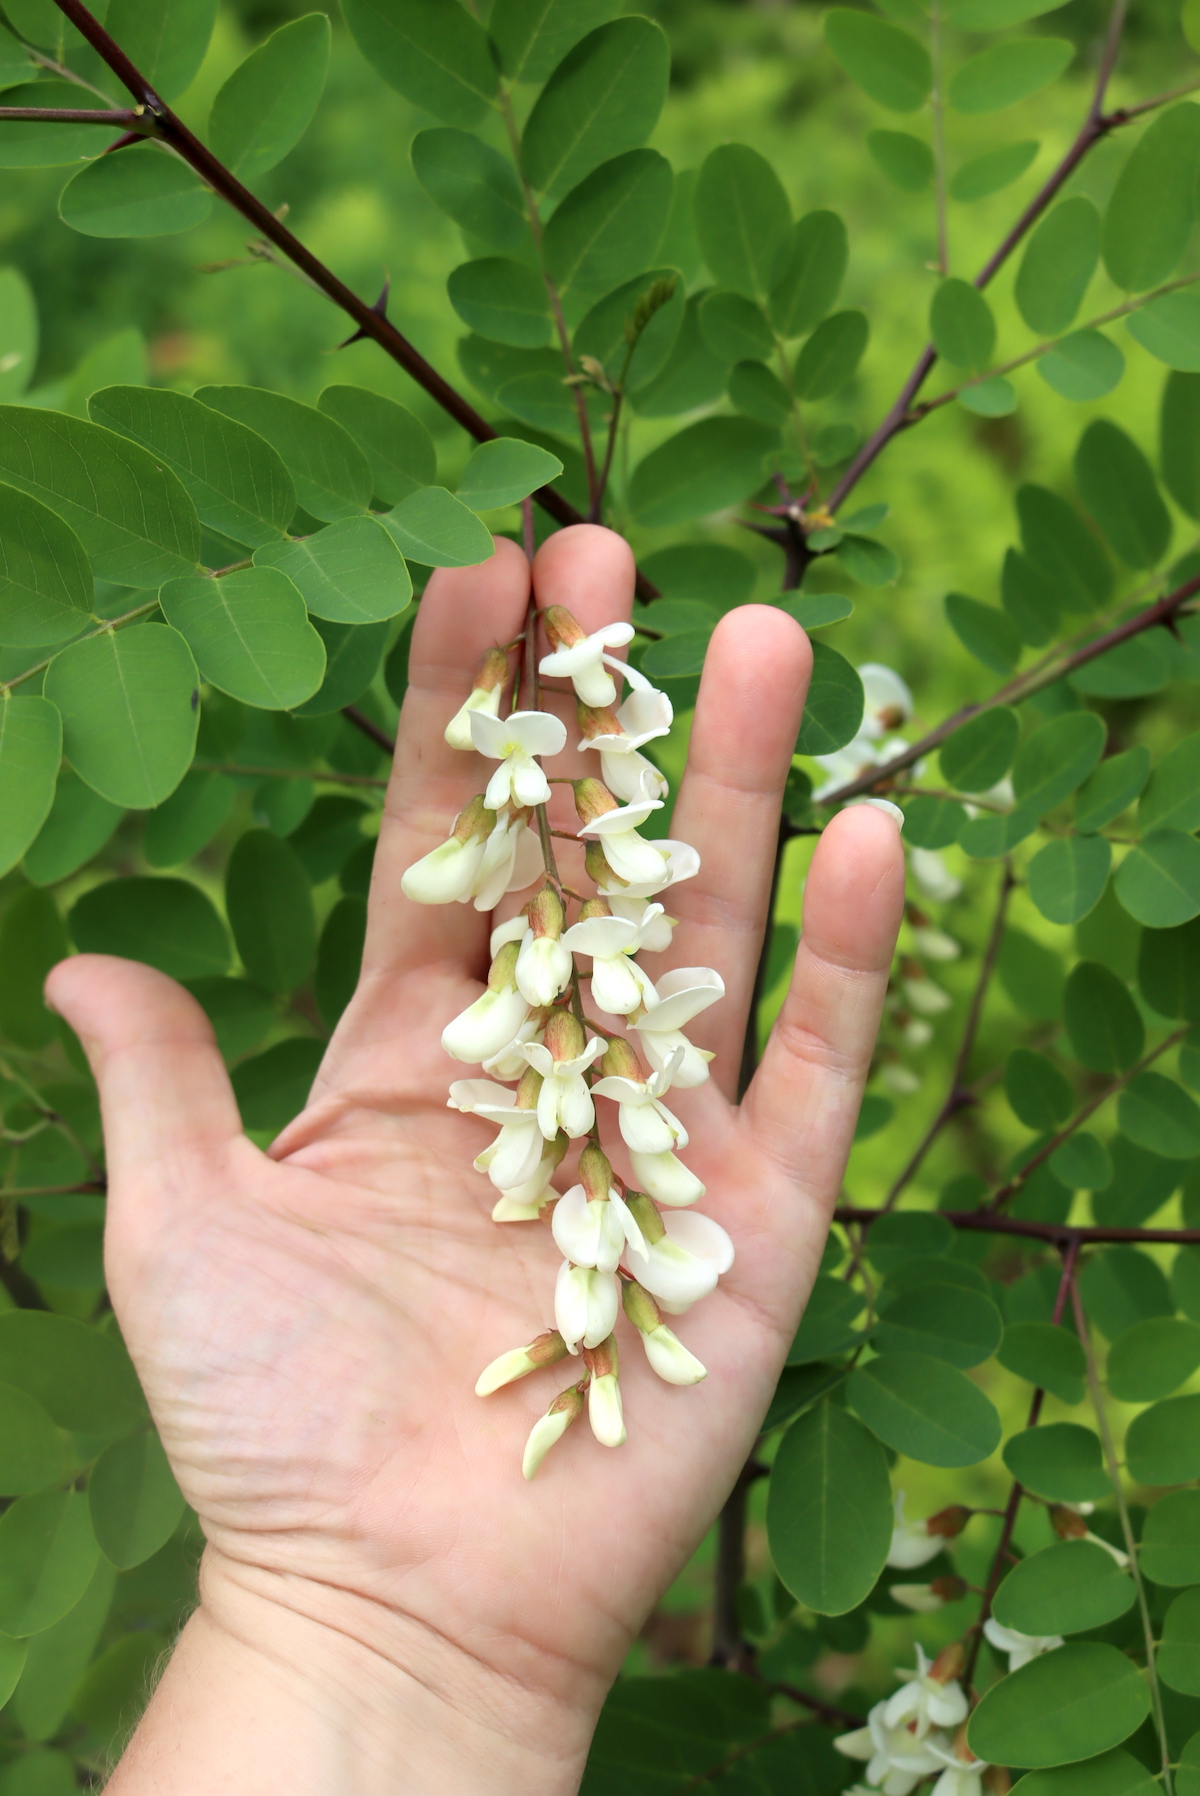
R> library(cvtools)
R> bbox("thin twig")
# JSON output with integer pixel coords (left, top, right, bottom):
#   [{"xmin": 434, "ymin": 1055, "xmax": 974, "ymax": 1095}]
[
  {"xmin": 930, "ymin": 0, "xmax": 948, "ymax": 277},
  {"xmin": 0, "ymin": 598, "xmax": 159, "ymax": 695},
  {"xmin": 835, "ymin": 1207, "xmax": 1200, "ymax": 1247},
  {"xmin": 340, "ymin": 706, "xmax": 395, "ymax": 756},
  {"xmin": 0, "ymin": 104, "xmax": 145, "ymax": 124}
]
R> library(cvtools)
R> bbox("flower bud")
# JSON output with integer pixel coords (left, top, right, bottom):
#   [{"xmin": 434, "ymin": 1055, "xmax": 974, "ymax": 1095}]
[
  {"xmin": 522, "ymin": 1381, "xmax": 584, "ymax": 1480},
  {"xmin": 600, "ymin": 1034, "xmax": 643, "ymax": 1080},
  {"xmin": 543, "ymin": 1008, "xmax": 585, "ymax": 1064},
  {"xmin": 577, "ymin": 895, "xmax": 612, "ymax": 922},
  {"xmin": 452, "ymin": 794, "xmax": 494, "ymax": 845},
  {"xmin": 445, "ymin": 647, "xmax": 509, "ymax": 750},
  {"xmin": 983, "ymin": 1769, "xmax": 1012, "ymax": 1794},
  {"xmin": 487, "ymin": 939, "xmax": 521, "ymax": 992},
  {"xmin": 890, "ymin": 1575, "xmax": 967, "ymax": 1613},
  {"xmin": 584, "ymin": 1337, "xmax": 625, "ymax": 1447},
  {"xmin": 528, "ymin": 885, "xmax": 565, "ymax": 940},
  {"xmin": 584, "ymin": 839, "xmax": 626, "ymax": 888},
  {"xmin": 515, "ymin": 1065, "xmax": 543, "ymax": 1109},
  {"xmin": 475, "ymin": 1329, "xmax": 569, "ymax": 1396},
  {"xmin": 543, "ymin": 604, "xmax": 586, "ymax": 651},
  {"xmin": 577, "ymin": 700, "xmax": 623, "ymax": 741},
  {"xmin": 624, "ymin": 1191, "xmax": 666, "ymax": 1245},
  {"xmin": 579, "ymin": 1142, "xmax": 615, "ymax": 1202},
  {"xmin": 643, "ymin": 1323, "xmax": 706, "ymax": 1385},
  {"xmin": 1050, "ymin": 1504, "xmax": 1089, "ymax": 1542},
  {"xmin": 582, "ymin": 1333, "xmax": 618, "ymax": 1381},
  {"xmin": 930, "ymin": 1641, "xmax": 966, "ymax": 1685},
  {"xmin": 573, "ymin": 777, "xmax": 619, "ymax": 825},
  {"xmin": 629, "ymin": 1148, "xmax": 706, "ymax": 1207},
  {"xmin": 621, "ymin": 1277, "xmax": 662, "ymax": 1334},
  {"xmin": 927, "ymin": 1505, "xmax": 970, "ymax": 1540}
]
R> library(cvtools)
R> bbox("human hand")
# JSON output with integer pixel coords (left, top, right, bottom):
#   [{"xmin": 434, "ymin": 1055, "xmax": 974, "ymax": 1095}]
[{"xmin": 47, "ymin": 524, "xmax": 905, "ymax": 1795}]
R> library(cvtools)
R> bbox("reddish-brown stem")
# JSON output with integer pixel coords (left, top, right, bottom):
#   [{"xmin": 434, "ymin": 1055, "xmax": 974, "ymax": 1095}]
[
  {"xmin": 835, "ymin": 1206, "xmax": 1200, "ymax": 1247},
  {"xmin": 341, "ymin": 705, "xmax": 395, "ymax": 756}
]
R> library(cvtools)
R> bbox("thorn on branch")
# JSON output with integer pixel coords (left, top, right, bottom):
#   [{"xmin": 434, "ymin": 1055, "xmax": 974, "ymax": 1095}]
[{"xmin": 338, "ymin": 276, "xmax": 391, "ymax": 349}]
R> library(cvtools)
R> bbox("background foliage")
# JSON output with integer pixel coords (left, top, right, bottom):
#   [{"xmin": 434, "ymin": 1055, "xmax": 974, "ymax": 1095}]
[{"xmin": 4, "ymin": 0, "xmax": 1200, "ymax": 1789}]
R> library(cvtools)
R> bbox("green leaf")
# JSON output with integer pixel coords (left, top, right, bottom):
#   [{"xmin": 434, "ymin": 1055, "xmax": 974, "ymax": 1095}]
[
  {"xmin": 1139, "ymin": 1489, "xmax": 1200, "ymax": 1585},
  {"xmin": 958, "ymin": 375, "xmax": 1017, "ymax": 417},
  {"xmin": 1139, "ymin": 733, "xmax": 1200, "ymax": 834},
  {"xmin": 768, "ymin": 210, "xmax": 848, "ymax": 338},
  {"xmin": 948, "ymin": 0, "xmax": 1068, "ymax": 23},
  {"xmin": 728, "ymin": 359, "xmax": 791, "ymax": 425},
  {"xmin": 195, "ymin": 387, "xmax": 370, "ymax": 524},
  {"xmin": 231, "ymin": 1035, "xmax": 324, "ymax": 1132},
  {"xmin": 1081, "ymin": 1245, "xmax": 1173, "ymax": 1339},
  {"xmin": 489, "ymin": 0, "xmax": 618, "ymax": 83},
  {"xmin": 542, "ymin": 149, "xmax": 673, "ymax": 297},
  {"xmin": 939, "ymin": 705, "xmax": 1019, "ymax": 793},
  {"xmin": 291, "ymin": 617, "xmax": 387, "ymax": 717},
  {"xmin": 971, "ymin": 1646, "xmax": 1150, "ymax": 1768},
  {"xmin": 823, "ymin": 9, "xmax": 931, "ymax": 111},
  {"xmin": 694, "ymin": 143, "xmax": 791, "ymax": 301},
  {"xmin": 70, "ymin": 876, "xmax": 229, "ymax": 981},
  {"xmin": 22, "ymin": 770, "xmax": 122, "ymax": 888},
  {"xmin": 20, "ymin": 1221, "xmax": 104, "ymax": 1292},
  {"xmin": 1002, "ymin": 1423, "xmax": 1109, "ymax": 1503},
  {"xmin": 0, "ymin": 1492, "xmax": 98, "ymax": 1637},
  {"xmin": 1001, "ymin": 547, "xmax": 1059, "ymax": 648},
  {"xmin": 1139, "ymin": 916, "xmax": 1200, "ymax": 1023},
  {"xmin": 340, "ymin": 0, "xmax": 496, "ymax": 125},
  {"xmin": 997, "ymin": 1320, "xmax": 1086, "ymax": 1404},
  {"xmin": 226, "ymin": 829, "xmax": 315, "ymax": 994},
  {"xmin": 930, "ymin": 277, "xmax": 996, "ymax": 370},
  {"xmin": 88, "ymin": 1430, "xmax": 184, "ymax": 1571},
  {"xmin": 1126, "ymin": 292, "xmax": 1200, "ymax": 372},
  {"xmin": 380, "ymin": 485, "xmax": 494, "ymax": 566},
  {"xmin": 945, "ymin": 591, "xmax": 1021, "ymax": 673},
  {"xmin": 848, "ymin": 1351, "xmax": 1002, "ymax": 1465},
  {"xmin": 1119, "ymin": 1071, "xmax": 1200, "ymax": 1159},
  {"xmin": 454, "ymin": 438, "xmax": 561, "ymax": 513},
  {"xmin": 0, "ymin": 481, "xmax": 91, "ymax": 649},
  {"xmin": 0, "ymin": 405, "xmax": 200, "ymax": 589},
  {"xmin": 185, "ymin": 976, "xmax": 275, "ymax": 1061},
  {"xmin": 1162, "ymin": 373, "xmax": 1200, "ymax": 520},
  {"xmin": 628, "ymin": 293, "xmax": 727, "ymax": 418},
  {"xmin": 1028, "ymin": 835, "xmax": 1112, "ymax": 925},
  {"xmin": 143, "ymin": 770, "xmax": 235, "ymax": 869},
  {"xmin": 628, "ymin": 415, "xmax": 776, "ymax": 527},
  {"xmin": 1063, "ymin": 960, "xmax": 1143, "ymax": 1073},
  {"xmin": 0, "ymin": 267, "xmax": 37, "ymax": 404},
  {"xmin": 103, "ymin": 0, "xmax": 216, "ymax": 101},
  {"xmin": 640, "ymin": 543, "xmax": 757, "ymax": 607},
  {"xmin": 317, "ymin": 386, "xmax": 436, "ymax": 507},
  {"xmin": 44, "ymin": 623, "xmax": 199, "ymax": 810},
  {"xmin": 1108, "ymin": 1317, "xmax": 1200, "ymax": 1402},
  {"xmin": 786, "ymin": 1274, "xmax": 864, "ymax": 1363},
  {"xmin": 0, "ymin": 1383, "xmax": 61, "ymax": 1497},
  {"xmin": 1159, "ymin": 1588, "xmax": 1200, "ymax": 1697},
  {"xmin": 1013, "ymin": 709, "xmax": 1106, "ymax": 815},
  {"xmin": 1175, "ymin": 1245, "xmax": 1200, "ymax": 1318},
  {"xmin": 1074, "ymin": 745, "xmax": 1150, "ymax": 833},
  {"xmin": 871, "ymin": 1285, "xmax": 1002, "ymax": 1367},
  {"xmin": 1116, "ymin": 829, "xmax": 1200, "ymax": 927},
  {"xmin": 0, "ymin": 81, "xmax": 123, "ymax": 169},
  {"xmin": 0, "ymin": 1313, "xmax": 144, "ymax": 1439},
  {"xmin": 866, "ymin": 1212, "xmax": 955, "ymax": 1272},
  {"xmin": 994, "ymin": 1541, "xmax": 1135, "ymax": 1637},
  {"xmin": 520, "ymin": 17, "xmax": 668, "ymax": 199},
  {"xmin": 286, "ymin": 795, "xmax": 368, "ymax": 885},
  {"xmin": 1103, "ymin": 104, "xmax": 1200, "ymax": 293},
  {"xmin": 411, "ymin": 125, "xmax": 526, "ymax": 254},
  {"xmin": 1005, "ymin": 1047, "xmax": 1073, "ymax": 1131},
  {"xmin": 1015, "ymin": 197, "xmax": 1100, "ymax": 335},
  {"xmin": 0, "ymin": 886, "xmax": 66, "ymax": 1051},
  {"xmin": 1006, "ymin": 1759, "xmax": 1160, "ymax": 1796},
  {"xmin": 1018, "ymin": 482, "xmax": 1113, "ymax": 612},
  {"xmin": 1069, "ymin": 631, "xmax": 1171, "ymax": 701},
  {"xmin": 0, "ymin": 698, "xmax": 60, "ymax": 880},
  {"xmin": 901, "ymin": 793, "xmax": 965, "ymax": 848},
  {"xmin": 573, "ymin": 268, "xmax": 685, "ymax": 392},
  {"xmin": 61, "ymin": 328, "xmax": 148, "ymax": 424},
  {"xmin": 950, "ymin": 38, "xmax": 1074, "ymax": 114},
  {"xmin": 9, "ymin": 1554, "xmax": 114, "ymax": 1744},
  {"xmin": 951, "ymin": 139, "xmax": 1039, "ymax": 201},
  {"xmin": 1075, "ymin": 420, "xmax": 1170, "ymax": 570},
  {"xmin": 446, "ymin": 257, "xmax": 551, "ymax": 347},
  {"xmin": 1039, "ymin": 329, "xmax": 1125, "ymax": 403},
  {"xmin": 59, "ymin": 143, "xmax": 211, "ymax": 239},
  {"xmin": 765, "ymin": 1401, "xmax": 892, "ymax": 1614},
  {"xmin": 584, "ymin": 1671, "xmax": 771, "ymax": 1792},
  {"xmin": 1127, "ymin": 1392, "xmax": 1200, "ymax": 1484},
  {"xmin": 89, "ymin": 386, "xmax": 295, "ymax": 551},
  {"xmin": 208, "ymin": 13, "xmax": 330, "ymax": 181},
  {"xmin": 1050, "ymin": 1130, "xmax": 1111, "ymax": 1191},
  {"xmin": 698, "ymin": 290, "xmax": 774, "ymax": 364},
  {"xmin": 70, "ymin": 1630, "xmax": 166, "ymax": 1745},
  {"xmin": 640, "ymin": 629, "xmax": 712, "ymax": 680},
  {"xmin": 314, "ymin": 894, "xmax": 367, "ymax": 1032},
  {"xmin": 795, "ymin": 640, "xmax": 864, "ymax": 756},
  {"xmin": 793, "ymin": 309, "xmax": 869, "ymax": 399},
  {"xmin": 253, "ymin": 517, "xmax": 412, "ymax": 627},
  {"xmin": 867, "ymin": 128, "xmax": 934, "ymax": 191},
  {"xmin": 1184, "ymin": 1735, "xmax": 1200, "ymax": 1796},
  {"xmin": 160, "ymin": 567, "xmax": 325, "ymax": 710}
]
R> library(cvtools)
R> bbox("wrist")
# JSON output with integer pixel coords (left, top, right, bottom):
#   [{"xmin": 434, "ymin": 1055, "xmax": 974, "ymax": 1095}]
[{"xmin": 107, "ymin": 1548, "xmax": 599, "ymax": 1796}]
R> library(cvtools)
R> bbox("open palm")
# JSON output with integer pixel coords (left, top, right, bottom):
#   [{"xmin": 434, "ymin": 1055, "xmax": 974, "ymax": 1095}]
[{"xmin": 48, "ymin": 525, "xmax": 904, "ymax": 1786}]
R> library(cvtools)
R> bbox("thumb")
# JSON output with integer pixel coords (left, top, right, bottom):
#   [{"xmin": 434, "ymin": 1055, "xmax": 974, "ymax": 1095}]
[{"xmin": 45, "ymin": 954, "xmax": 245, "ymax": 1193}]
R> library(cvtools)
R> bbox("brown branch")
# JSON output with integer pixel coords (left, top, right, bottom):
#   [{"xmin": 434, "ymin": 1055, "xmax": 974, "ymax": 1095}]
[
  {"xmin": 881, "ymin": 862, "xmax": 1014, "ymax": 1210},
  {"xmin": 340, "ymin": 705, "xmax": 395, "ymax": 756},
  {"xmin": 835, "ymin": 1206, "xmax": 1200, "ymax": 1247},
  {"xmin": 807, "ymin": 572, "xmax": 1200, "ymax": 811}
]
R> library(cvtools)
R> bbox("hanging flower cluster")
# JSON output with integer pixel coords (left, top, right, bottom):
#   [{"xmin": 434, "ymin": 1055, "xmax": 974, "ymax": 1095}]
[
  {"xmin": 402, "ymin": 604, "xmax": 732, "ymax": 1478},
  {"xmin": 835, "ymin": 1646, "xmax": 1005, "ymax": 1796}
]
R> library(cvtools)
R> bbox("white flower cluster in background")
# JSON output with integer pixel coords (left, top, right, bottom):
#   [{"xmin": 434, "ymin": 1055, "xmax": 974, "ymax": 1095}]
[{"xmin": 402, "ymin": 604, "xmax": 732, "ymax": 1478}]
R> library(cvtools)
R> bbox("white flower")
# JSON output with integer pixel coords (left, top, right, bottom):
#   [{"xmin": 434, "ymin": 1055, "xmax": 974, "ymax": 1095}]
[
  {"xmin": 469, "ymin": 810, "xmax": 544, "ymax": 911},
  {"xmin": 470, "ymin": 708, "xmax": 567, "ymax": 811},
  {"xmin": 887, "ymin": 1493, "xmax": 944, "ymax": 1570},
  {"xmin": 515, "ymin": 932, "xmax": 572, "ymax": 1006},
  {"xmin": 609, "ymin": 894, "xmax": 675, "ymax": 952},
  {"xmin": 520, "ymin": 1014, "xmax": 606, "ymax": 1139},
  {"xmin": 810, "ymin": 729, "xmax": 910, "ymax": 801},
  {"xmin": 901, "ymin": 1017, "xmax": 933, "ymax": 1050},
  {"xmin": 634, "ymin": 1208, "xmax": 733, "ymax": 1306},
  {"xmin": 522, "ymin": 1384, "xmax": 583, "ymax": 1479},
  {"xmin": 632, "ymin": 967, "xmax": 724, "ymax": 1088},
  {"xmin": 881, "ymin": 1060, "xmax": 922, "ymax": 1095},
  {"xmin": 835, "ymin": 1700, "xmax": 946, "ymax": 1796},
  {"xmin": 630, "ymin": 1148, "xmax": 706, "ymax": 1207},
  {"xmin": 401, "ymin": 796, "xmax": 492, "ymax": 903},
  {"xmin": 482, "ymin": 1014, "xmax": 544, "ymax": 1081},
  {"xmin": 891, "ymin": 1584, "xmax": 948, "ymax": 1613},
  {"xmin": 489, "ymin": 914, "xmax": 529, "ymax": 956},
  {"xmin": 555, "ymin": 1261, "xmax": 619, "ymax": 1352},
  {"xmin": 441, "ymin": 941, "xmax": 530, "ymax": 1064},
  {"xmin": 885, "ymin": 1646, "xmax": 969, "ymax": 1740},
  {"xmin": 445, "ymin": 646, "xmax": 509, "ymax": 750},
  {"xmin": 911, "ymin": 925, "xmax": 961, "ymax": 961},
  {"xmin": 588, "ymin": 1369, "xmax": 626, "ymax": 1446},
  {"xmin": 588, "ymin": 836, "xmax": 701, "ymax": 900},
  {"xmin": 448, "ymin": 1076, "xmax": 545, "ymax": 1190},
  {"xmin": 562, "ymin": 902, "xmax": 667, "ymax": 1017},
  {"xmin": 909, "ymin": 846, "xmax": 963, "ymax": 903},
  {"xmin": 643, "ymin": 1324, "xmax": 707, "ymax": 1384},
  {"xmin": 859, "ymin": 663, "xmax": 914, "ymax": 736},
  {"xmin": 577, "ymin": 792, "xmax": 670, "ymax": 886},
  {"xmin": 592, "ymin": 1053, "xmax": 687, "ymax": 1155},
  {"xmin": 474, "ymin": 1327, "xmax": 567, "ymax": 1395},
  {"xmin": 539, "ymin": 605, "xmax": 636, "ymax": 707},
  {"xmin": 928, "ymin": 1734, "xmax": 990, "ymax": 1796},
  {"xmin": 903, "ymin": 975, "xmax": 952, "ymax": 1016},
  {"xmin": 490, "ymin": 1132, "xmax": 566, "ymax": 1220},
  {"xmin": 983, "ymin": 1618, "xmax": 1064, "ymax": 1671},
  {"xmin": 577, "ymin": 687, "xmax": 673, "ymax": 801},
  {"xmin": 551, "ymin": 1182, "xmax": 647, "ymax": 1272}
]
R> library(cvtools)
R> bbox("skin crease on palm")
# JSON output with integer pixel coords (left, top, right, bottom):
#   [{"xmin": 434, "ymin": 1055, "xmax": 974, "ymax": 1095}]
[{"xmin": 45, "ymin": 525, "xmax": 905, "ymax": 1796}]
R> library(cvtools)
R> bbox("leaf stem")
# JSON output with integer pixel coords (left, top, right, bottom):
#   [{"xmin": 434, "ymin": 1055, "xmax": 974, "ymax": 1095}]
[
  {"xmin": 834, "ymin": 1206, "xmax": 1200, "ymax": 1248},
  {"xmin": 930, "ymin": 0, "xmax": 949, "ymax": 278},
  {"xmin": 0, "ymin": 597, "xmax": 160, "ymax": 696}
]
